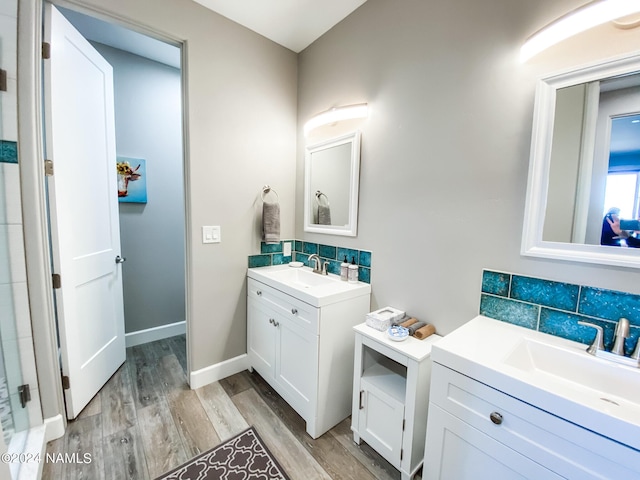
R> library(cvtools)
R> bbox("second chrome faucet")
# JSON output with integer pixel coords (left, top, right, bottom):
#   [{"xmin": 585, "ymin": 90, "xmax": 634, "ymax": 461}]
[{"xmin": 579, "ymin": 318, "xmax": 639, "ymax": 367}]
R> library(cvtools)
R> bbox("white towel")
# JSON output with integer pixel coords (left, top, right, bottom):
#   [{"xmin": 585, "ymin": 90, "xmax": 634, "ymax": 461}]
[
  {"xmin": 318, "ymin": 204, "xmax": 331, "ymax": 225},
  {"xmin": 262, "ymin": 201, "xmax": 280, "ymax": 244}
]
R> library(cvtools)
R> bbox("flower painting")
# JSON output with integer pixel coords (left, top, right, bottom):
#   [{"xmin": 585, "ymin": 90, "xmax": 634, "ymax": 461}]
[{"xmin": 117, "ymin": 157, "xmax": 147, "ymax": 203}]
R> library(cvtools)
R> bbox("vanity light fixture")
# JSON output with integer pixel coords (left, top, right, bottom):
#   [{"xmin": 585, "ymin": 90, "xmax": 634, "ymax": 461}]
[
  {"xmin": 303, "ymin": 103, "xmax": 368, "ymax": 136},
  {"xmin": 520, "ymin": 0, "xmax": 640, "ymax": 62}
]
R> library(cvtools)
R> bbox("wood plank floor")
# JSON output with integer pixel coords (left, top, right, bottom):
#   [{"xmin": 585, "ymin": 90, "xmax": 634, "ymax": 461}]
[{"xmin": 42, "ymin": 335, "xmax": 404, "ymax": 480}]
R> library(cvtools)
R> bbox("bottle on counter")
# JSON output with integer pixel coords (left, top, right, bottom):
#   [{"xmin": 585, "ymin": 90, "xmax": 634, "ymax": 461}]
[
  {"xmin": 340, "ymin": 255, "xmax": 349, "ymax": 281},
  {"xmin": 348, "ymin": 256, "xmax": 359, "ymax": 283}
]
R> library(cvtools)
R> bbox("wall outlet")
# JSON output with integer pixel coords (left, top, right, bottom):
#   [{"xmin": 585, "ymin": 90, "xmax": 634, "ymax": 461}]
[{"xmin": 283, "ymin": 241, "xmax": 292, "ymax": 256}]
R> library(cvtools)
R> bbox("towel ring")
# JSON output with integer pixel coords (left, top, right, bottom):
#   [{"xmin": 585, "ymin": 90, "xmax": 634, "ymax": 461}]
[
  {"xmin": 261, "ymin": 185, "xmax": 279, "ymax": 202},
  {"xmin": 315, "ymin": 190, "xmax": 330, "ymax": 206}
]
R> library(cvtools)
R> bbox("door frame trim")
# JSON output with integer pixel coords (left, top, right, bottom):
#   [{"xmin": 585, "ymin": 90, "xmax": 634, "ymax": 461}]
[
  {"xmin": 18, "ymin": 0, "xmax": 192, "ymax": 430},
  {"xmin": 17, "ymin": 0, "xmax": 65, "ymax": 426}
]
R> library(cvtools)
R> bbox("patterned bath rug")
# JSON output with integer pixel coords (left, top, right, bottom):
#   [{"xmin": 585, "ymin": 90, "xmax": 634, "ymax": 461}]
[{"xmin": 155, "ymin": 426, "xmax": 290, "ymax": 480}]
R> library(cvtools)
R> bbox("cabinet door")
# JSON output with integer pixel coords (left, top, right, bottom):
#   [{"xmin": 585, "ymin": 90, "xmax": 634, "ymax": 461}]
[
  {"xmin": 275, "ymin": 315, "xmax": 318, "ymax": 419},
  {"xmin": 358, "ymin": 378, "xmax": 405, "ymax": 469},
  {"xmin": 247, "ymin": 298, "xmax": 277, "ymax": 379},
  {"xmin": 424, "ymin": 404, "xmax": 562, "ymax": 480}
]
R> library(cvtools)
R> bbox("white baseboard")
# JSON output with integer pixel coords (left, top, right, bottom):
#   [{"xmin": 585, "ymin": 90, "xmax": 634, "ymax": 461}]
[
  {"xmin": 125, "ymin": 321, "xmax": 186, "ymax": 348},
  {"xmin": 189, "ymin": 354, "xmax": 250, "ymax": 390},
  {"xmin": 43, "ymin": 414, "xmax": 64, "ymax": 442}
]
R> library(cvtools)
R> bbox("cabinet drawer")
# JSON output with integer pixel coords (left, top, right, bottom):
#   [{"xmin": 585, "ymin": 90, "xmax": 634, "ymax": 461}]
[
  {"xmin": 248, "ymin": 278, "xmax": 319, "ymax": 334},
  {"xmin": 430, "ymin": 363, "xmax": 640, "ymax": 479},
  {"xmin": 424, "ymin": 404, "xmax": 562, "ymax": 480}
]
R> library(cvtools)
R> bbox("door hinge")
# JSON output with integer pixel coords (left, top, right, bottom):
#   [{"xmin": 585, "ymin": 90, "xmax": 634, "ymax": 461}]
[
  {"xmin": 0, "ymin": 69, "xmax": 6, "ymax": 92},
  {"xmin": 44, "ymin": 159, "xmax": 54, "ymax": 176},
  {"xmin": 400, "ymin": 448, "xmax": 403, "ymax": 461},
  {"xmin": 18, "ymin": 384, "xmax": 31, "ymax": 408},
  {"xmin": 402, "ymin": 418, "xmax": 405, "ymax": 431},
  {"xmin": 61, "ymin": 375, "xmax": 70, "ymax": 390},
  {"xmin": 42, "ymin": 42, "xmax": 51, "ymax": 59},
  {"xmin": 52, "ymin": 273, "xmax": 61, "ymax": 289},
  {"xmin": 359, "ymin": 390, "xmax": 364, "ymax": 409}
]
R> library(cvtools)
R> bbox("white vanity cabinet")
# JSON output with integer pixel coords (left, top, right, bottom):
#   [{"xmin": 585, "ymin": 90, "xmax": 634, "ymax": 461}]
[
  {"xmin": 424, "ymin": 316, "xmax": 640, "ymax": 480},
  {"xmin": 351, "ymin": 323, "xmax": 441, "ymax": 480},
  {"xmin": 247, "ymin": 276, "xmax": 370, "ymax": 439}
]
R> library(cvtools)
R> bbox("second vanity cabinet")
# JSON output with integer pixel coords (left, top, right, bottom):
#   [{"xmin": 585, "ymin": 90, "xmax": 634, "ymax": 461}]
[
  {"xmin": 424, "ymin": 316, "xmax": 640, "ymax": 480},
  {"xmin": 247, "ymin": 276, "xmax": 370, "ymax": 439}
]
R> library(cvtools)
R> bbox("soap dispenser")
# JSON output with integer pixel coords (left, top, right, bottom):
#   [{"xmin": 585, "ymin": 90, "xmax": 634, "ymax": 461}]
[
  {"xmin": 348, "ymin": 257, "xmax": 359, "ymax": 283},
  {"xmin": 340, "ymin": 256, "xmax": 349, "ymax": 281}
]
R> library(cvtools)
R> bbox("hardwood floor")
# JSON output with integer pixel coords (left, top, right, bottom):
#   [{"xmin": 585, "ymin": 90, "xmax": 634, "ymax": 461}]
[{"xmin": 42, "ymin": 336, "xmax": 402, "ymax": 480}]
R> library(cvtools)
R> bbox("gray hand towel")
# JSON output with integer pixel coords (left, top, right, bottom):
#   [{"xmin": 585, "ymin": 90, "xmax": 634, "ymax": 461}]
[
  {"xmin": 407, "ymin": 322, "xmax": 426, "ymax": 335},
  {"xmin": 262, "ymin": 201, "xmax": 280, "ymax": 244},
  {"xmin": 318, "ymin": 204, "xmax": 331, "ymax": 225}
]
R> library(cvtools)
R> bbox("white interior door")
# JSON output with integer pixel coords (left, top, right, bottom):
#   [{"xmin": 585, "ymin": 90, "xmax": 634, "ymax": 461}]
[{"xmin": 43, "ymin": 4, "xmax": 125, "ymax": 419}]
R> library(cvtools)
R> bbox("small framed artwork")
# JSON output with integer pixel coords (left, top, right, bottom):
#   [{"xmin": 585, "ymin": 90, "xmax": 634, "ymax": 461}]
[{"xmin": 116, "ymin": 157, "xmax": 147, "ymax": 203}]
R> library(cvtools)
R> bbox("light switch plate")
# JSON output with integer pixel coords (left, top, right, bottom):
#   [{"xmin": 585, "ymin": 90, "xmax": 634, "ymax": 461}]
[{"xmin": 202, "ymin": 225, "xmax": 221, "ymax": 244}]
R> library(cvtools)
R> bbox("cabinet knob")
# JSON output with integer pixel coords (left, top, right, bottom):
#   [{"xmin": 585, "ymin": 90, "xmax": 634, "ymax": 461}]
[
  {"xmin": 269, "ymin": 318, "xmax": 274, "ymax": 324},
  {"xmin": 489, "ymin": 412, "xmax": 503, "ymax": 425},
  {"xmin": 256, "ymin": 290, "xmax": 262, "ymax": 296},
  {"xmin": 291, "ymin": 308, "xmax": 298, "ymax": 315},
  {"xmin": 273, "ymin": 320, "xmax": 279, "ymax": 327}
]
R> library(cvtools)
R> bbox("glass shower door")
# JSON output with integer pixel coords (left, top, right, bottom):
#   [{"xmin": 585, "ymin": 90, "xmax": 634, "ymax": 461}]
[{"xmin": 0, "ymin": 0, "xmax": 31, "ymax": 451}]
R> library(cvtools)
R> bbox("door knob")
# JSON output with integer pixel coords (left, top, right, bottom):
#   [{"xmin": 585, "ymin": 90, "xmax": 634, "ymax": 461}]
[{"xmin": 115, "ymin": 255, "xmax": 126, "ymax": 264}]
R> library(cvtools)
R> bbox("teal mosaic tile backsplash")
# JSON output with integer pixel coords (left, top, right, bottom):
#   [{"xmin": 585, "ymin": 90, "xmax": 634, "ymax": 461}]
[
  {"xmin": 0, "ymin": 141, "xmax": 18, "ymax": 164},
  {"xmin": 248, "ymin": 240, "xmax": 372, "ymax": 284},
  {"xmin": 480, "ymin": 269, "xmax": 640, "ymax": 354}
]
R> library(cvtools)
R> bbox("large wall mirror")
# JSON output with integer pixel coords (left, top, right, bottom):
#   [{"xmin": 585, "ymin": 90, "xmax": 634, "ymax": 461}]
[
  {"xmin": 522, "ymin": 51, "xmax": 640, "ymax": 268},
  {"xmin": 304, "ymin": 131, "xmax": 361, "ymax": 236}
]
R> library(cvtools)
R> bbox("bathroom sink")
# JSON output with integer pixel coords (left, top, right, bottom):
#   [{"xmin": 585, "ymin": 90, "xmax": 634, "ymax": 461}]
[
  {"xmin": 247, "ymin": 264, "xmax": 371, "ymax": 307},
  {"xmin": 503, "ymin": 337, "xmax": 640, "ymax": 411},
  {"xmin": 431, "ymin": 315, "xmax": 640, "ymax": 451},
  {"xmin": 264, "ymin": 267, "xmax": 336, "ymax": 288}
]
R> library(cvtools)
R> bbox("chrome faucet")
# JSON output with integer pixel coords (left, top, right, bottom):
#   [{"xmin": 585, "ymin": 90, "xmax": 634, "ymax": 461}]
[
  {"xmin": 612, "ymin": 317, "xmax": 630, "ymax": 356},
  {"xmin": 577, "ymin": 321, "xmax": 605, "ymax": 355},
  {"xmin": 308, "ymin": 254, "xmax": 322, "ymax": 273},
  {"xmin": 307, "ymin": 254, "xmax": 328, "ymax": 275},
  {"xmin": 580, "ymin": 318, "xmax": 638, "ymax": 367}
]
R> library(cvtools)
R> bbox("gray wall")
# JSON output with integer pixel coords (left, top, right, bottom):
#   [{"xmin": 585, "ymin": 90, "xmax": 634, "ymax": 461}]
[
  {"xmin": 92, "ymin": 43, "xmax": 185, "ymax": 334},
  {"xmin": 63, "ymin": 0, "xmax": 298, "ymax": 371},
  {"xmin": 297, "ymin": 0, "xmax": 640, "ymax": 337}
]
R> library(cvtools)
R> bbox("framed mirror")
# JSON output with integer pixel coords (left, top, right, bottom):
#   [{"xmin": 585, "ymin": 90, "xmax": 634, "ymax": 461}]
[
  {"xmin": 522, "ymin": 51, "xmax": 640, "ymax": 268},
  {"xmin": 304, "ymin": 131, "xmax": 361, "ymax": 236}
]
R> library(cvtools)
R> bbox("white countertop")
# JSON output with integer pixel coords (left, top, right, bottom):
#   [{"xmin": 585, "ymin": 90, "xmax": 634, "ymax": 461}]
[
  {"xmin": 433, "ymin": 315, "xmax": 640, "ymax": 451},
  {"xmin": 248, "ymin": 264, "xmax": 371, "ymax": 307},
  {"xmin": 354, "ymin": 322, "xmax": 442, "ymax": 362}
]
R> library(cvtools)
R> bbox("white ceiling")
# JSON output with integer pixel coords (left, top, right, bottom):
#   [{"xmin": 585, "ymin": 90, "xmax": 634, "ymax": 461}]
[
  {"xmin": 192, "ymin": 0, "xmax": 368, "ymax": 52},
  {"xmin": 61, "ymin": 0, "xmax": 368, "ymax": 70}
]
